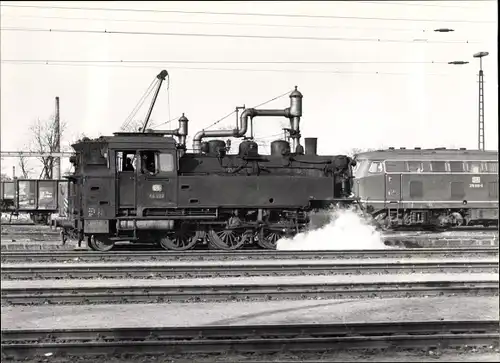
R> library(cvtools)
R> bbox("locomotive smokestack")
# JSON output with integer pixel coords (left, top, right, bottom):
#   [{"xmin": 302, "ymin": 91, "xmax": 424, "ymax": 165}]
[{"xmin": 304, "ymin": 137, "xmax": 317, "ymax": 156}]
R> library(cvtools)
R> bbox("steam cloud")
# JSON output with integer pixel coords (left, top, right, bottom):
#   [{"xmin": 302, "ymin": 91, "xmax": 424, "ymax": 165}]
[{"xmin": 276, "ymin": 207, "xmax": 387, "ymax": 250}]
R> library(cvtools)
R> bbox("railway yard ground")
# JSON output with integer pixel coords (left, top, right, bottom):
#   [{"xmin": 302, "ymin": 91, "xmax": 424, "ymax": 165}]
[{"xmin": 1, "ymin": 224, "xmax": 499, "ymax": 362}]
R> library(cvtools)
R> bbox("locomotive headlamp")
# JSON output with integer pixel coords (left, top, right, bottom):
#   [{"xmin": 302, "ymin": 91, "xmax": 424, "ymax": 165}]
[{"xmin": 152, "ymin": 184, "xmax": 163, "ymax": 192}]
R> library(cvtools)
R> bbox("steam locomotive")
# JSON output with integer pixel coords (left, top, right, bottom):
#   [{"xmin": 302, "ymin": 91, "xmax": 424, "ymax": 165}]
[{"xmin": 60, "ymin": 84, "xmax": 357, "ymax": 251}]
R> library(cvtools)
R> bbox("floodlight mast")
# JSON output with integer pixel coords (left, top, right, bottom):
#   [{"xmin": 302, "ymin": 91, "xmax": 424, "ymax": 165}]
[{"xmin": 473, "ymin": 52, "xmax": 489, "ymax": 151}]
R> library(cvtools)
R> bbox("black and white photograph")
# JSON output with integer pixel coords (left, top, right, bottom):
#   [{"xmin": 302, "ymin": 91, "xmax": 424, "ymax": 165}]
[{"xmin": 0, "ymin": 1, "xmax": 498, "ymax": 362}]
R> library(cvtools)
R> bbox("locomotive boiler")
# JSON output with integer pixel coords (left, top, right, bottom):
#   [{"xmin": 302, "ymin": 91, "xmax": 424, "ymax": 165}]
[{"xmin": 62, "ymin": 81, "xmax": 357, "ymax": 251}]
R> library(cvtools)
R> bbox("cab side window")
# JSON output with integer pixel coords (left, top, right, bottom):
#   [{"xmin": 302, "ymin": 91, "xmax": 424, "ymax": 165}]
[
  {"xmin": 158, "ymin": 153, "xmax": 175, "ymax": 172},
  {"xmin": 484, "ymin": 161, "xmax": 498, "ymax": 173},
  {"xmin": 138, "ymin": 151, "xmax": 176, "ymax": 174},
  {"xmin": 449, "ymin": 161, "xmax": 465, "ymax": 172},
  {"xmin": 431, "ymin": 161, "xmax": 447, "ymax": 172},
  {"xmin": 116, "ymin": 151, "xmax": 137, "ymax": 172},
  {"xmin": 407, "ymin": 161, "xmax": 423, "ymax": 172},
  {"xmin": 467, "ymin": 162, "xmax": 481, "ymax": 173},
  {"xmin": 140, "ymin": 151, "xmax": 156, "ymax": 174},
  {"xmin": 368, "ymin": 161, "xmax": 383, "ymax": 173},
  {"xmin": 385, "ymin": 161, "xmax": 406, "ymax": 172}
]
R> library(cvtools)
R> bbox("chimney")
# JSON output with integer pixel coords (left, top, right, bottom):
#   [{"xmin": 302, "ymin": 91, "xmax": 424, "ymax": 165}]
[{"xmin": 304, "ymin": 137, "xmax": 318, "ymax": 156}]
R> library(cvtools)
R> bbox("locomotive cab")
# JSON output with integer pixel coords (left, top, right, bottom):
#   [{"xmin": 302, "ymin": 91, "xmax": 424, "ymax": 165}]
[
  {"xmin": 353, "ymin": 158, "xmax": 385, "ymax": 211},
  {"xmin": 113, "ymin": 145, "xmax": 179, "ymax": 216}
]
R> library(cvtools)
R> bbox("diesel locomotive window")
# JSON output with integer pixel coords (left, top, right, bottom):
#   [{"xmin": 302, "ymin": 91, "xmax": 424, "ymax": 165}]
[
  {"xmin": 484, "ymin": 161, "xmax": 498, "ymax": 173},
  {"xmin": 406, "ymin": 161, "xmax": 423, "ymax": 172},
  {"xmin": 449, "ymin": 161, "xmax": 465, "ymax": 172},
  {"xmin": 466, "ymin": 162, "xmax": 482, "ymax": 173},
  {"xmin": 430, "ymin": 161, "xmax": 447, "ymax": 172},
  {"xmin": 384, "ymin": 161, "xmax": 405, "ymax": 173},
  {"xmin": 116, "ymin": 151, "xmax": 137, "ymax": 172},
  {"xmin": 368, "ymin": 161, "xmax": 383, "ymax": 174}
]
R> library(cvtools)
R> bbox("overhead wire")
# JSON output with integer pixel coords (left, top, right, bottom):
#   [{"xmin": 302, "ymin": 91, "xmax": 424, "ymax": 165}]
[
  {"xmin": 0, "ymin": 3, "xmax": 494, "ymax": 23},
  {"xmin": 202, "ymin": 110, "xmax": 237, "ymax": 131},
  {"xmin": 3, "ymin": 13, "xmax": 487, "ymax": 33},
  {"xmin": 254, "ymin": 132, "xmax": 284, "ymax": 141},
  {"xmin": 0, "ymin": 14, "xmax": 440, "ymax": 33},
  {"xmin": 253, "ymin": 89, "xmax": 294, "ymax": 109},
  {"xmin": 351, "ymin": 1, "xmax": 491, "ymax": 8},
  {"xmin": 1, "ymin": 59, "xmax": 453, "ymax": 65},
  {"xmin": 0, "ymin": 61, "xmax": 456, "ymax": 77},
  {"xmin": 151, "ymin": 115, "xmax": 181, "ymax": 129},
  {"xmin": 0, "ymin": 27, "xmax": 481, "ymax": 44},
  {"xmin": 201, "ymin": 88, "xmax": 293, "ymax": 132}
]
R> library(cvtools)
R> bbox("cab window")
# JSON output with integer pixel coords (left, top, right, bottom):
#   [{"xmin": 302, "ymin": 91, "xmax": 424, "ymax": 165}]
[
  {"xmin": 449, "ymin": 161, "xmax": 465, "ymax": 172},
  {"xmin": 484, "ymin": 161, "xmax": 498, "ymax": 173},
  {"xmin": 407, "ymin": 161, "xmax": 423, "ymax": 172},
  {"xmin": 138, "ymin": 151, "xmax": 176, "ymax": 174},
  {"xmin": 368, "ymin": 161, "xmax": 383, "ymax": 174},
  {"xmin": 431, "ymin": 161, "xmax": 447, "ymax": 172},
  {"xmin": 158, "ymin": 153, "xmax": 175, "ymax": 172},
  {"xmin": 467, "ymin": 162, "xmax": 482, "ymax": 173},
  {"xmin": 116, "ymin": 150, "xmax": 137, "ymax": 172},
  {"xmin": 140, "ymin": 151, "xmax": 156, "ymax": 174},
  {"xmin": 385, "ymin": 161, "xmax": 405, "ymax": 173}
]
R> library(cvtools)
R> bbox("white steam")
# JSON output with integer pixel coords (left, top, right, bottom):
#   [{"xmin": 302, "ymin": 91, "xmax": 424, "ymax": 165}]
[{"xmin": 276, "ymin": 207, "xmax": 387, "ymax": 250}]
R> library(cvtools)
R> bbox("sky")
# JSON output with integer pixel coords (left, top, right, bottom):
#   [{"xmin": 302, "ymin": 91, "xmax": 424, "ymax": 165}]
[{"xmin": 0, "ymin": 0, "xmax": 498, "ymax": 177}]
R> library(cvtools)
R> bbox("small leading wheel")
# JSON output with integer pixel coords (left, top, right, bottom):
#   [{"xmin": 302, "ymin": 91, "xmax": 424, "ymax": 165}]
[
  {"xmin": 89, "ymin": 235, "xmax": 115, "ymax": 252},
  {"xmin": 159, "ymin": 226, "xmax": 201, "ymax": 251},
  {"xmin": 257, "ymin": 228, "xmax": 284, "ymax": 250},
  {"xmin": 208, "ymin": 227, "xmax": 253, "ymax": 250}
]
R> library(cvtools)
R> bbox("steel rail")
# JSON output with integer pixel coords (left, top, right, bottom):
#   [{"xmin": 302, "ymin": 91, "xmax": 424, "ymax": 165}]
[
  {"xmin": 2, "ymin": 260, "xmax": 498, "ymax": 280},
  {"xmin": 2, "ymin": 320, "xmax": 498, "ymax": 359},
  {"xmin": 2, "ymin": 280, "xmax": 498, "ymax": 305},
  {"xmin": 2, "ymin": 247, "xmax": 498, "ymax": 263}
]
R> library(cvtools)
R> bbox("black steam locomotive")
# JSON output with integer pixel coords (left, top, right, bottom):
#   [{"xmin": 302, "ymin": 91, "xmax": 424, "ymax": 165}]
[{"xmin": 61, "ymin": 78, "xmax": 357, "ymax": 251}]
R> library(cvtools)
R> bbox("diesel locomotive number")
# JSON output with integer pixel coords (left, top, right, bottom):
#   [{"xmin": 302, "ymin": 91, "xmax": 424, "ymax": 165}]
[{"xmin": 469, "ymin": 184, "xmax": 484, "ymax": 188}]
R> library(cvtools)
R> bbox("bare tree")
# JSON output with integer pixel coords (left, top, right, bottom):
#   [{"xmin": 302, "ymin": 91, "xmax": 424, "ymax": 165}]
[
  {"xmin": 29, "ymin": 115, "xmax": 67, "ymax": 180},
  {"xmin": 18, "ymin": 155, "xmax": 33, "ymax": 178},
  {"xmin": 0, "ymin": 173, "xmax": 12, "ymax": 182}
]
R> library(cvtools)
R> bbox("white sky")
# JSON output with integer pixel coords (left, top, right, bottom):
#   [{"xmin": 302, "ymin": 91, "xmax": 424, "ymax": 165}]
[{"xmin": 0, "ymin": 0, "xmax": 498, "ymax": 177}]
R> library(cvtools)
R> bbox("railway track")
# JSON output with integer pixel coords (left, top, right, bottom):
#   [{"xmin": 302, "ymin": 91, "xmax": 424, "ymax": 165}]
[
  {"xmin": 2, "ymin": 258, "xmax": 498, "ymax": 280},
  {"xmin": 2, "ymin": 277, "xmax": 498, "ymax": 305},
  {"xmin": 2, "ymin": 320, "xmax": 498, "ymax": 359},
  {"xmin": 2, "ymin": 247, "xmax": 498, "ymax": 263}
]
